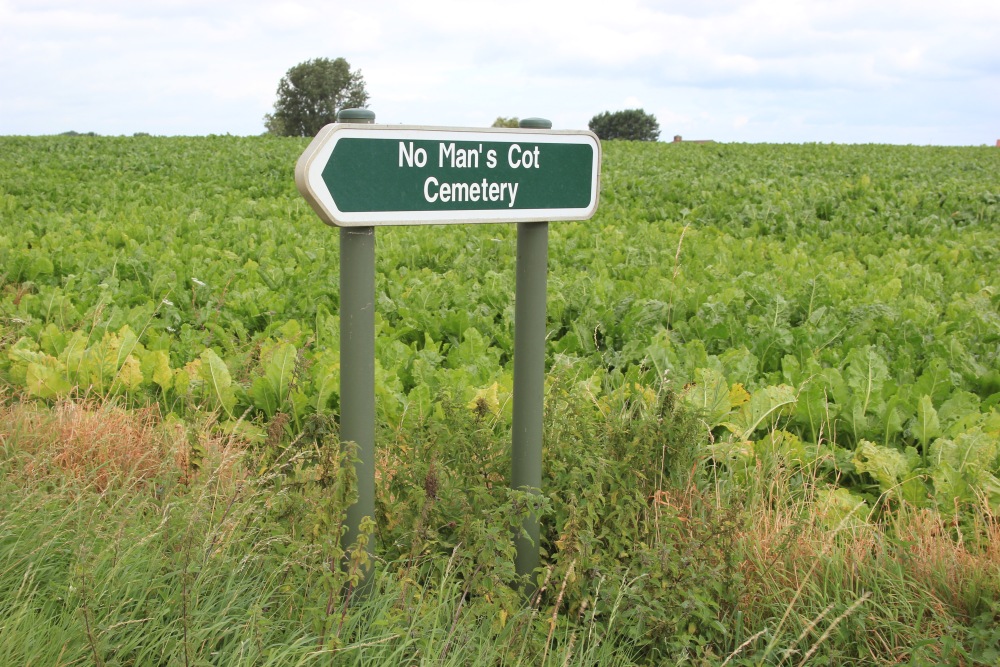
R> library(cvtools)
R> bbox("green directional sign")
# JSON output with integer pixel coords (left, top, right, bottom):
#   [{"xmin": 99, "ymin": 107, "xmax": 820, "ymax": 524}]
[{"xmin": 295, "ymin": 124, "xmax": 601, "ymax": 226}]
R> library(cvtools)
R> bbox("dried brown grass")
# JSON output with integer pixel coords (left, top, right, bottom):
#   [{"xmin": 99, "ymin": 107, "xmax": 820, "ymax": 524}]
[
  {"xmin": 0, "ymin": 398, "xmax": 246, "ymax": 491},
  {"xmin": 730, "ymin": 469, "xmax": 1000, "ymax": 663},
  {"xmin": 892, "ymin": 505, "xmax": 1000, "ymax": 619},
  {"xmin": 1, "ymin": 399, "xmax": 165, "ymax": 490}
]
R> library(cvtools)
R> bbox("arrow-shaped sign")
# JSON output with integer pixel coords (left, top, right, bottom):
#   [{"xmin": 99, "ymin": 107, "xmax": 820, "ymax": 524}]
[{"xmin": 295, "ymin": 124, "xmax": 601, "ymax": 227}]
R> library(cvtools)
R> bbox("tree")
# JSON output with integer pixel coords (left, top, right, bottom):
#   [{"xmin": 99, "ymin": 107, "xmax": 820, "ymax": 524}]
[
  {"xmin": 587, "ymin": 109, "xmax": 660, "ymax": 142},
  {"xmin": 264, "ymin": 57, "xmax": 369, "ymax": 137},
  {"xmin": 491, "ymin": 116, "xmax": 519, "ymax": 128}
]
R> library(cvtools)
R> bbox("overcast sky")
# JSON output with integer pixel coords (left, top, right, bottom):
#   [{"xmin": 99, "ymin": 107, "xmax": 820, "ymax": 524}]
[{"xmin": 2, "ymin": 0, "xmax": 998, "ymax": 144}]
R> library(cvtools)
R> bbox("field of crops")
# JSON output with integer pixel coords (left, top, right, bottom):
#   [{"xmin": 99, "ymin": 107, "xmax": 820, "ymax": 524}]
[
  {"xmin": 1, "ymin": 136, "xmax": 999, "ymax": 664},
  {"xmin": 3, "ymin": 136, "xmax": 998, "ymax": 509}
]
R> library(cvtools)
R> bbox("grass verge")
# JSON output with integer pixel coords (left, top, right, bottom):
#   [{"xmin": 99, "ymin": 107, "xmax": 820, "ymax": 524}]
[{"xmin": 1, "ymin": 388, "xmax": 998, "ymax": 665}]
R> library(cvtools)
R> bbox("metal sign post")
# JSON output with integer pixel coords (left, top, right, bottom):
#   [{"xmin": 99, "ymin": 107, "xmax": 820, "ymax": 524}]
[
  {"xmin": 295, "ymin": 111, "xmax": 600, "ymax": 591},
  {"xmin": 333, "ymin": 109, "xmax": 377, "ymax": 589},
  {"xmin": 511, "ymin": 117, "xmax": 551, "ymax": 590}
]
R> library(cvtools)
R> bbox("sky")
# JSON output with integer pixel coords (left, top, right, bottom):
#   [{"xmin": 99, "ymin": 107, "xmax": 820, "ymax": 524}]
[{"xmin": 1, "ymin": 0, "xmax": 998, "ymax": 144}]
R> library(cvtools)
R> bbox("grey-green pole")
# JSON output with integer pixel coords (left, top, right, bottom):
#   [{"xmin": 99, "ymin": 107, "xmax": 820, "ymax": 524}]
[
  {"xmin": 512, "ymin": 117, "xmax": 552, "ymax": 590},
  {"xmin": 337, "ymin": 108, "xmax": 376, "ymax": 587}
]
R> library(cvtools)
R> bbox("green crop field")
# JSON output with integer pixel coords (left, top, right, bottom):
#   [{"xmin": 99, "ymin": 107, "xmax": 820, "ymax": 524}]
[{"xmin": 1, "ymin": 136, "xmax": 998, "ymax": 664}]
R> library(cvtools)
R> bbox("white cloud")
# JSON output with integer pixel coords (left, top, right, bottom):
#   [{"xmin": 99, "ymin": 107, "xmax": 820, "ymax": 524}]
[{"xmin": 0, "ymin": 0, "xmax": 997, "ymax": 143}]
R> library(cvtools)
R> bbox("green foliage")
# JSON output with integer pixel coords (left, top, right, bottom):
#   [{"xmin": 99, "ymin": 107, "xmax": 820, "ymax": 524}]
[
  {"xmin": 264, "ymin": 57, "xmax": 369, "ymax": 137},
  {"xmin": 492, "ymin": 116, "xmax": 520, "ymax": 128},
  {"xmin": 588, "ymin": 108, "xmax": 660, "ymax": 141},
  {"xmin": 1, "ymin": 135, "xmax": 1000, "ymax": 663},
  {"xmin": 1, "ymin": 136, "xmax": 998, "ymax": 514},
  {"xmin": 4, "ymin": 371, "xmax": 1000, "ymax": 664},
  {"xmin": 0, "ymin": 137, "xmax": 1000, "ymax": 511}
]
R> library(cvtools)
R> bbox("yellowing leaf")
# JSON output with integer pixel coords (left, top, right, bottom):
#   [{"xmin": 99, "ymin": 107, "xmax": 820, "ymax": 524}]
[
  {"xmin": 173, "ymin": 359, "xmax": 200, "ymax": 397},
  {"xmin": 144, "ymin": 349, "xmax": 173, "ymax": 392},
  {"xmin": 633, "ymin": 382, "xmax": 658, "ymax": 408},
  {"xmin": 26, "ymin": 358, "xmax": 72, "ymax": 399},
  {"xmin": 468, "ymin": 382, "xmax": 501, "ymax": 417},
  {"xmin": 728, "ymin": 383, "xmax": 750, "ymax": 409},
  {"xmin": 113, "ymin": 354, "xmax": 144, "ymax": 392}
]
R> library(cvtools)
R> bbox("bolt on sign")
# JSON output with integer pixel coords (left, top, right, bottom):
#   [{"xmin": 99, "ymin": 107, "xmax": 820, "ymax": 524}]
[{"xmin": 295, "ymin": 124, "xmax": 601, "ymax": 227}]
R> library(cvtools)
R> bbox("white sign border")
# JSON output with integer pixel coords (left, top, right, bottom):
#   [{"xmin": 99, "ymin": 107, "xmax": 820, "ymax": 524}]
[{"xmin": 295, "ymin": 124, "xmax": 602, "ymax": 227}]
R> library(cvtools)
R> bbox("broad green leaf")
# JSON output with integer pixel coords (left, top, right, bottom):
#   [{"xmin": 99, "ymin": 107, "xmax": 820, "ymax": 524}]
[
  {"xmin": 8, "ymin": 337, "xmax": 43, "ymax": 364},
  {"xmin": 853, "ymin": 440, "xmax": 914, "ymax": 495},
  {"xmin": 277, "ymin": 319, "xmax": 303, "ymax": 344},
  {"xmin": 39, "ymin": 323, "xmax": 67, "ymax": 357},
  {"xmin": 781, "ymin": 354, "xmax": 802, "ymax": 386},
  {"xmin": 754, "ymin": 429, "xmax": 809, "ymax": 466},
  {"xmin": 723, "ymin": 384, "xmax": 797, "ymax": 440},
  {"xmin": 251, "ymin": 340, "xmax": 298, "ymax": 417},
  {"xmin": 815, "ymin": 487, "xmax": 868, "ymax": 530},
  {"xmin": 312, "ymin": 357, "xmax": 340, "ymax": 414},
  {"xmin": 938, "ymin": 391, "xmax": 981, "ymax": 435},
  {"xmin": 928, "ymin": 428, "xmax": 1000, "ymax": 511},
  {"xmin": 929, "ymin": 462, "xmax": 972, "ymax": 511},
  {"xmin": 375, "ymin": 359, "xmax": 407, "ymax": 423},
  {"xmin": 910, "ymin": 395, "xmax": 940, "ymax": 448},
  {"xmin": 198, "ymin": 349, "xmax": 235, "ymax": 417},
  {"xmin": 645, "ymin": 328, "xmax": 678, "ymax": 378},
  {"xmin": 173, "ymin": 362, "xmax": 196, "ymax": 397},
  {"xmin": 288, "ymin": 389, "xmax": 310, "ymax": 423},
  {"xmin": 881, "ymin": 394, "xmax": 908, "ymax": 444},
  {"xmin": 113, "ymin": 326, "xmax": 141, "ymax": 373},
  {"xmin": 913, "ymin": 358, "xmax": 953, "ymax": 404},
  {"xmin": 824, "ymin": 365, "xmax": 850, "ymax": 412},
  {"xmin": 719, "ymin": 346, "xmax": 758, "ymax": 386},
  {"xmin": 265, "ymin": 342, "xmax": 297, "ymax": 405},
  {"xmin": 315, "ymin": 304, "xmax": 340, "ymax": 351},
  {"xmin": 142, "ymin": 349, "xmax": 173, "ymax": 392},
  {"xmin": 28, "ymin": 254, "xmax": 54, "ymax": 279},
  {"xmin": 844, "ymin": 346, "xmax": 889, "ymax": 417},
  {"xmin": 250, "ymin": 377, "xmax": 278, "ymax": 417},
  {"xmin": 683, "ymin": 367, "xmax": 732, "ymax": 427},
  {"xmin": 26, "ymin": 359, "xmax": 72, "ymax": 399},
  {"xmin": 929, "ymin": 429, "xmax": 997, "ymax": 475},
  {"xmin": 447, "ymin": 328, "xmax": 502, "ymax": 383},
  {"xmin": 795, "ymin": 376, "xmax": 833, "ymax": 442},
  {"xmin": 60, "ymin": 331, "xmax": 89, "ymax": 379}
]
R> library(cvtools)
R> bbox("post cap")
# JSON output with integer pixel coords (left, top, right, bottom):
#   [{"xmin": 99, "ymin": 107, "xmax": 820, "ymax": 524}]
[
  {"xmin": 337, "ymin": 108, "xmax": 376, "ymax": 124},
  {"xmin": 519, "ymin": 117, "xmax": 552, "ymax": 130}
]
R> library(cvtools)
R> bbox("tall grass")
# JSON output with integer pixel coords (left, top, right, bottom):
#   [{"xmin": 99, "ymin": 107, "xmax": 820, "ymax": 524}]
[
  {"xmin": 0, "ymin": 397, "xmax": 639, "ymax": 665},
  {"xmin": 711, "ymin": 436, "xmax": 1000, "ymax": 666},
  {"xmin": 1, "ymin": 388, "xmax": 998, "ymax": 665}
]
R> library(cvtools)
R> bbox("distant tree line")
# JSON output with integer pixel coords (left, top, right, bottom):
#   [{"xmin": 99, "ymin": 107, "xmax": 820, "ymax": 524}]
[
  {"xmin": 491, "ymin": 110, "xmax": 661, "ymax": 141},
  {"xmin": 264, "ymin": 56, "xmax": 661, "ymax": 142}
]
